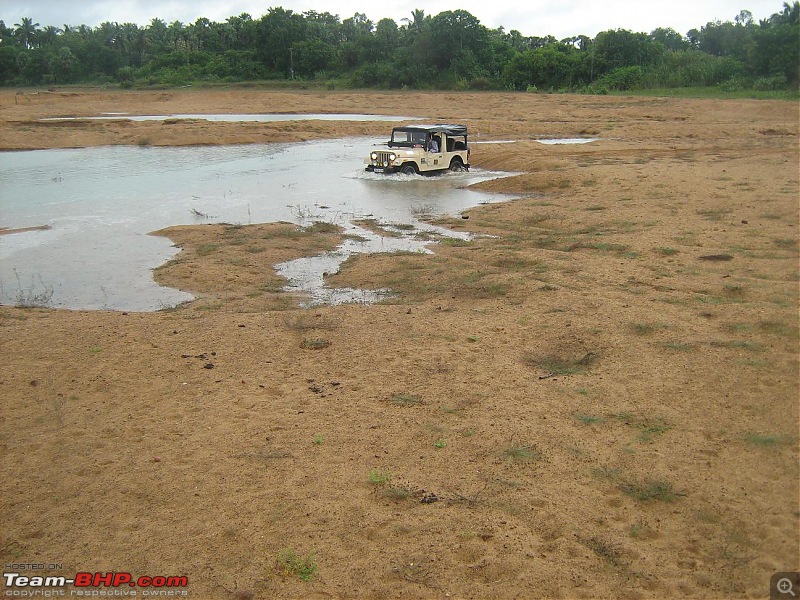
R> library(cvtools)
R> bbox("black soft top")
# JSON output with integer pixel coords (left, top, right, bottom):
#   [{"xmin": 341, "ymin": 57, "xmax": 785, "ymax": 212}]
[{"xmin": 392, "ymin": 124, "xmax": 467, "ymax": 136}]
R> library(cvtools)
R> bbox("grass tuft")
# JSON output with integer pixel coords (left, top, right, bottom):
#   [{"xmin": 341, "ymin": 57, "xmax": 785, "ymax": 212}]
[
  {"xmin": 502, "ymin": 444, "xmax": 543, "ymax": 462},
  {"xmin": 276, "ymin": 548, "xmax": 317, "ymax": 582},
  {"xmin": 744, "ymin": 432, "xmax": 790, "ymax": 447},
  {"xmin": 618, "ymin": 478, "xmax": 680, "ymax": 502},
  {"xmin": 368, "ymin": 468, "xmax": 392, "ymax": 485},
  {"xmin": 390, "ymin": 392, "xmax": 422, "ymax": 406},
  {"xmin": 525, "ymin": 352, "xmax": 596, "ymax": 375},
  {"xmin": 575, "ymin": 414, "xmax": 604, "ymax": 425}
]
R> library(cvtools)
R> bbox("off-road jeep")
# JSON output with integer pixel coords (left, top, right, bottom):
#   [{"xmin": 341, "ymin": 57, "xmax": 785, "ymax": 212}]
[{"xmin": 365, "ymin": 124, "xmax": 470, "ymax": 175}]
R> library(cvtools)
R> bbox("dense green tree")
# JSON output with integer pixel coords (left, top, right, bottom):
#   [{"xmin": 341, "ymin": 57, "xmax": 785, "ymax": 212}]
[
  {"xmin": 593, "ymin": 29, "xmax": 664, "ymax": 72},
  {"xmin": 425, "ymin": 10, "xmax": 489, "ymax": 76},
  {"xmin": 504, "ymin": 44, "xmax": 584, "ymax": 90},
  {"xmin": 255, "ymin": 8, "xmax": 307, "ymax": 75},
  {"xmin": 402, "ymin": 10, "xmax": 427, "ymax": 35},
  {"xmin": 0, "ymin": 4, "xmax": 796, "ymax": 92},
  {"xmin": 373, "ymin": 18, "xmax": 400, "ymax": 61},
  {"xmin": 0, "ymin": 20, "xmax": 13, "ymax": 45},
  {"xmin": 650, "ymin": 27, "xmax": 690, "ymax": 51},
  {"xmin": 751, "ymin": 1, "xmax": 800, "ymax": 84},
  {"xmin": 14, "ymin": 17, "xmax": 40, "ymax": 49}
]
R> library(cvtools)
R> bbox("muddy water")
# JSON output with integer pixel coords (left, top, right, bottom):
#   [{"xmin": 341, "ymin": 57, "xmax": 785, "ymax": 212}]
[{"xmin": 0, "ymin": 139, "xmax": 513, "ymax": 311}]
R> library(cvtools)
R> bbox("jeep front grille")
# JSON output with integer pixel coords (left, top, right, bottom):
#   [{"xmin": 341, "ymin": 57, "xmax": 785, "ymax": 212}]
[{"xmin": 374, "ymin": 151, "xmax": 393, "ymax": 165}]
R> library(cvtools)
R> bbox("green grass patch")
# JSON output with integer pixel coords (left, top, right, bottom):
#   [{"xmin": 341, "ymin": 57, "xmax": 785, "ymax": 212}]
[
  {"xmin": 304, "ymin": 221, "xmax": 340, "ymax": 234},
  {"xmin": 759, "ymin": 320, "xmax": 795, "ymax": 337},
  {"xmin": 660, "ymin": 341, "xmax": 697, "ymax": 351},
  {"xmin": 575, "ymin": 414, "xmax": 604, "ymax": 425},
  {"xmin": 773, "ymin": 237, "xmax": 798, "ymax": 249},
  {"xmin": 610, "ymin": 413, "xmax": 672, "ymax": 442},
  {"xmin": 197, "ymin": 243, "xmax": 219, "ymax": 256},
  {"xmin": 629, "ymin": 322, "xmax": 665, "ymax": 335},
  {"xmin": 367, "ymin": 468, "xmax": 392, "ymax": 485},
  {"xmin": 591, "ymin": 464, "xmax": 622, "ymax": 480},
  {"xmin": 277, "ymin": 548, "xmax": 317, "ymax": 582},
  {"xmin": 440, "ymin": 237, "xmax": 473, "ymax": 247},
  {"xmin": 618, "ymin": 478, "xmax": 680, "ymax": 502},
  {"xmin": 744, "ymin": 432, "xmax": 791, "ymax": 447},
  {"xmin": 696, "ymin": 207, "xmax": 733, "ymax": 221},
  {"xmin": 709, "ymin": 340, "xmax": 763, "ymax": 351},
  {"xmin": 502, "ymin": 444, "xmax": 543, "ymax": 462},
  {"xmin": 390, "ymin": 392, "xmax": 422, "ymax": 406},
  {"xmin": 585, "ymin": 242, "xmax": 630, "ymax": 253}
]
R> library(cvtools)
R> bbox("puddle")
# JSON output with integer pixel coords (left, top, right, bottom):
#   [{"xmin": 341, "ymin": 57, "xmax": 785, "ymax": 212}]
[
  {"xmin": 473, "ymin": 138, "xmax": 600, "ymax": 145},
  {"xmin": 536, "ymin": 138, "xmax": 599, "ymax": 145},
  {"xmin": 0, "ymin": 139, "xmax": 513, "ymax": 311},
  {"xmin": 40, "ymin": 113, "xmax": 422, "ymax": 123}
]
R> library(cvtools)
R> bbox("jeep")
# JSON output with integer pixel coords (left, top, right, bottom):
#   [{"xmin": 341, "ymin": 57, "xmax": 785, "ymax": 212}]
[{"xmin": 365, "ymin": 124, "xmax": 470, "ymax": 175}]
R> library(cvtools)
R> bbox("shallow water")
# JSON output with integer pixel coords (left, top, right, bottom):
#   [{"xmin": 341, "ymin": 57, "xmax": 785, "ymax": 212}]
[
  {"xmin": 40, "ymin": 113, "xmax": 422, "ymax": 123},
  {"xmin": 472, "ymin": 138, "xmax": 600, "ymax": 145},
  {"xmin": 0, "ymin": 139, "xmax": 514, "ymax": 311}
]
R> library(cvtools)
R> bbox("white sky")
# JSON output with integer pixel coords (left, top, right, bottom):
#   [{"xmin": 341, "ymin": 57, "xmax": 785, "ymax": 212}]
[{"xmin": 1, "ymin": 0, "xmax": 786, "ymax": 39}]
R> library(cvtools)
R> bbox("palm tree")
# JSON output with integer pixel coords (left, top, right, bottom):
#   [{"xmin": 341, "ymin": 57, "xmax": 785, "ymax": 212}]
[
  {"xmin": 402, "ymin": 9, "xmax": 426, "ymax": 33},
  {"xmin": 39, "ymin": 25, "xmax": 62, "ymax": 46},
  {"xmin": 14, "ymin": 17, "xmax": 40, "ymax": 49},
  {"xmin": 782, "ymin": 1, "xmax": 800, "ymax": 25}
]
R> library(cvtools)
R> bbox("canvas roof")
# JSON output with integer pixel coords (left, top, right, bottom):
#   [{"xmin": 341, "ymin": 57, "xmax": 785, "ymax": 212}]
[{"xmin": 392, "ymin": 124, "xmax": 467, "ymax": 136}]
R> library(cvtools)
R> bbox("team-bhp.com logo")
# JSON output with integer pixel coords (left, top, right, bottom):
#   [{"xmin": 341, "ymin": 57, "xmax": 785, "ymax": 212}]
[{"xmin": 3, "ymin": 570, "xmax": 189, "ymax": 596}]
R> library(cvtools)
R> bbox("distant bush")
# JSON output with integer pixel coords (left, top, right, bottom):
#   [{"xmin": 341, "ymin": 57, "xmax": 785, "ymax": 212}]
[{"xmin": 595, "ymin": 66, "xmax": 643, "ymax": 90}]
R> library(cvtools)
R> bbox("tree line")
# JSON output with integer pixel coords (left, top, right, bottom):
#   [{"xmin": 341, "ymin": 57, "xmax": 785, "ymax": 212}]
[{"xmin": 0, "ymin": 3, "xmax": 797, "ymax": 93}]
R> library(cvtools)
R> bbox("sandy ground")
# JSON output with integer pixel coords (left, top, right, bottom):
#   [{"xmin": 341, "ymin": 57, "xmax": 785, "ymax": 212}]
[{"xmin": 1, "ymin": 88, "xmax": 798, "ymax": 599}]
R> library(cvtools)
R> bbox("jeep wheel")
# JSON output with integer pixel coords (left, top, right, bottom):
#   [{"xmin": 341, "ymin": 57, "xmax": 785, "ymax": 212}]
[
  {"xmin": 400, "ymin": 164, "xmax": 417, "ymax": 175},
  {"xmin": 449, "ymin": 157, "xmax": 465, "ymax": 171}
]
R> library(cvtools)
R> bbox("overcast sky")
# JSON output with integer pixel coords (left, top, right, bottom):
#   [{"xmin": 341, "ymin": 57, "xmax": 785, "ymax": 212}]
[{"xmin": 1, "ymin": 0, "xmax": 787, "ymax": 39}]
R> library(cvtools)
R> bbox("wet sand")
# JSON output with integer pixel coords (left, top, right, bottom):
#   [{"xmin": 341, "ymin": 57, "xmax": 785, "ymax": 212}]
[
  {"xmin": 0, "ymin": 224, "xmax": 51, "ymax": 235},
  {"xmin": 0, "ymin": 88, "xmax": 798, "ymax": 599}
]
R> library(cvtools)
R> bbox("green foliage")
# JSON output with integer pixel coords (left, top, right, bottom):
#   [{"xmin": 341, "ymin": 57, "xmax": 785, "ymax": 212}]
[
  {"xmin": 618, "ymin": 478, "xmax": 680, "ymax": 502},
  {"xmin": 594, "ymin": 66, "xmax": 644, "ymax": 90},
  {"xmin": 276, "ymin": 548, "xmax": 317, "ymax": 581},
  {"xmin": 367, "ymin": 468, "xmax": 392, "ymax": 484},
  {"xmin": 504, "ymin": 44, "xmax": 585, "ymax": 90},
  {"xmin": 1, "ymin": 4, "xmax": 797, "ymax": 91}
]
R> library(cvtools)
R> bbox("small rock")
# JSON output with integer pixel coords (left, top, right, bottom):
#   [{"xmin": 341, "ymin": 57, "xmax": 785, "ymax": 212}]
[{"xmin": 203, "ymin": 363, "xmax": 214, "ymax": 369}]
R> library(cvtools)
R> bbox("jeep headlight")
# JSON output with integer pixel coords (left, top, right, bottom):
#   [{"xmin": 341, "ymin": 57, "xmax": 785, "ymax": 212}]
[
  {"xmin": 389, "ymin": 153, "xmax": 396, "ymax": 161},
  {"xmin": 370, "ymin": 152, "xmax": 378, "ymax": 160}
]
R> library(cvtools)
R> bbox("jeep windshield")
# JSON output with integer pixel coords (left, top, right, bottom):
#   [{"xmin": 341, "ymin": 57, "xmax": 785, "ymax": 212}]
[{"xmin": 389, "ymin": 128, "xmax": 427, "ymax": 148}]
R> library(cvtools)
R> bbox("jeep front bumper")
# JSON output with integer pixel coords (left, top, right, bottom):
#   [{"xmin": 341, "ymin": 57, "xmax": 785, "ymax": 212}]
[{"xmin": 365, "ymin": 150, "xmax": 405, "ymax": 172}]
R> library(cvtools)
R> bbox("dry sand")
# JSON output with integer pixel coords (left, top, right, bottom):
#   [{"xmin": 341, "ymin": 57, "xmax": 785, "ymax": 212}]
[{"xmin": 1, "ymin": 88, "xmax": 798, "ymax": 599}]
